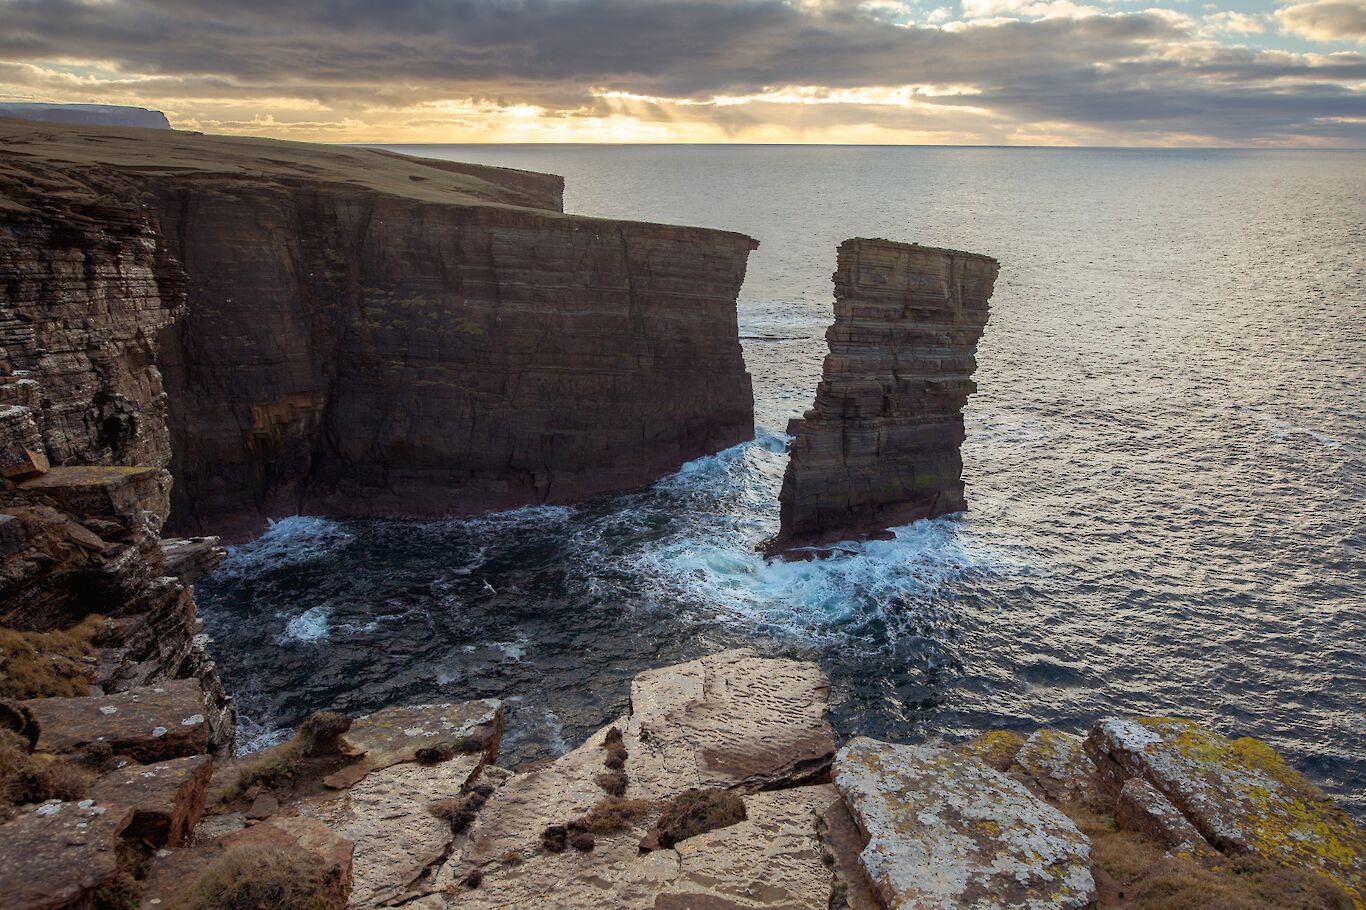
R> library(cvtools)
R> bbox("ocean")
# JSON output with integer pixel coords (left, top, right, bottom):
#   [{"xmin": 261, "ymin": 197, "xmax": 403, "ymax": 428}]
[{"xmin": 194, "ymin": 145, "xmax": 1366, "ymax": 816}]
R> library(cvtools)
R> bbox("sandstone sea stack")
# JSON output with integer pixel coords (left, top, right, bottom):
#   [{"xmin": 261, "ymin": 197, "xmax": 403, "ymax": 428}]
[
  {"xmin": 768, "ymin": 238, "xmax": 997, "ymax": 556},
  {"xmin": 0, "ymin": 118, "xmax": 758, "ymax": 539}
]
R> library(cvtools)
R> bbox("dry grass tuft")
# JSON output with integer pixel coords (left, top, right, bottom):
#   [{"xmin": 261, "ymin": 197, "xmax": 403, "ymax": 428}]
[
  {"xmin": 572, "ymin": 795, "xmax": 658, "ymax": 834},
  {"xmin": 0, "ymin": 729, "xmax": 92, "ymax": 815},
  {"xmin": 1071, "ymin": 806, "xmax": 1353, "ymax": 909},
  {"xmin": 171, "ymin": 843, "xmax": 345, "ymax": 910},
  {"xmin": 0, "ymin": 615, "xmax": 105, "ymax": 699},
  {"xmin": 596, "ymin": 769, "xmax": 627, "ymax": 797},
  {"xmin": 654, "ymin": 787, "xmax": 747, "ymax": 848}
]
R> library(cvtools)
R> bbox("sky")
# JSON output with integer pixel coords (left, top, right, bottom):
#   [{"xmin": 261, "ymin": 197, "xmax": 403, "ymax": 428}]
[{"xmin": 0, "ymin": 0, "xmax": 1362, "ymax": 146}]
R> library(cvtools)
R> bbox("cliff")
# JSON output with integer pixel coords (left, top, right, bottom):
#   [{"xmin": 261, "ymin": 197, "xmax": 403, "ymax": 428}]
[
  {"xmin": 0, "ymin": 118, "xmax": 757, "ymax": 538},
  {"xmin": 0, "ymin": 103, "xmax": 171, "ymax": 130},
  {"xmin": 769, "ymin": 238, "xmax": 997, "ymax": 555}
]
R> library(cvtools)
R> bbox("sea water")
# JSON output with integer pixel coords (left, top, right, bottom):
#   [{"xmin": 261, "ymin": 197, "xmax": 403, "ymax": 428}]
[{"xmin": 194, "ymin": 145, "xmax": 1365, "ymax": 815}]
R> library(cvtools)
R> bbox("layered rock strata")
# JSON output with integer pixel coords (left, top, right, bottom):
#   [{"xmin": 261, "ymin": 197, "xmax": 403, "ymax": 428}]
[
  {"xmin": 769, "ymin": 238, "xmax": 997, "ymax": 555},
  {"xmin": 0, "ymin": 118, "xmax": 758, "ymax": 539}
]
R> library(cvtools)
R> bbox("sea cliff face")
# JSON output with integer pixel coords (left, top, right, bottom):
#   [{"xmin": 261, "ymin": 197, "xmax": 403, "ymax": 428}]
[
  {"xmin": 151, "ymin": 186, "xmax": 756, "ymax": 538},
  {"xmin": 0, "ymin": 118, "xmax": 757, "ymax": 538},
  {"xmin": 770, "ymin": 238, "xmax": 997, "ymax": 554}
]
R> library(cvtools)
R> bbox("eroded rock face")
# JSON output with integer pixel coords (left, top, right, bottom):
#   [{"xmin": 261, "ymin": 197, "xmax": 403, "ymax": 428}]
[
  {"xmin": 0, "ymin": 118, "xmax": 757, "ymax": 541},
  {"xmin": 770, "ymin": 238, "xmax": 997, "ymax": 555},
  {"xmin": 834, "ymin": 737, "xmax": 1096, "ymax": 910},
  {"xmin": 1086, "ymin": 716, "xmax": 1366, "ymax": 905}
]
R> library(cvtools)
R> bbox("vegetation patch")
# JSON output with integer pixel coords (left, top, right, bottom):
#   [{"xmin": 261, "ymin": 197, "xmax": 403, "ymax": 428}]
[
  {"xmin": 170, "ymin": 843, "xmax": 345, "ymax": 910},
  {"xmin": 0, "ymin": 729, "xmax": 92, "ymax": 816},
  {"xmin": 1071, "ymin": 805, "xmax": 1353, "ymax": 909},
  {"xmin": 572, "ymin": 795, "xmax": 658, "ymax": 834},
  {"xmin": 0, "ymin": 615, "xmax": 105, "ymax": 699},
  {"xmin": 654, "ymin": 787, "xmax": 747, "ymax": 848}
]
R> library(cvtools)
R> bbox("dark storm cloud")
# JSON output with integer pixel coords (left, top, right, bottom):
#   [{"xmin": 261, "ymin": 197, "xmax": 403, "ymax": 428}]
[{"xmin": 1, "ymin": 0, "xmax": 1362, "ymax": 142}]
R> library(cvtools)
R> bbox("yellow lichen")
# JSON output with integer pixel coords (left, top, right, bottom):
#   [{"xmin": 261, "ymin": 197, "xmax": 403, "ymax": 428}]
[{"xmin": 962, "ymin": 730, "xmax": 1026, "ymax": 771}]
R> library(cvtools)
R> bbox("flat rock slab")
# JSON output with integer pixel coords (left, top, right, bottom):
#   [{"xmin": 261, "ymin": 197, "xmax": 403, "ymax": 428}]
[
  {"xmin": 1011, "ymin": 729, "xmax": 1098, "ymax": 805},
  {"xmin": 626, "ymin": 648, "xmax": 834, "ymax": 798},
  {"xmin": 323, "ymin": 699, "xmax": 502, "ymax": 789},
  {"xmin": 0, "ymin": 800, "xmax": 134, "ymax": 910},
  {"xmin": 301, "ymin": 753, "xmax": 485, "ymax": 907},
  {"xmin": 16, "ymin": 465, "xmax": 171, "ymax": 528},
  {"xmin": 834, "ymin": 737, "xmax": 1095, "ymax": 910},
  {"xmin": 1086, "ymin": 716, "xmax": 1366, "ymax": 905},
  {"xmin": 445, "ymin": 785, "xmax": 839, "ymax": 910},
  {"xmin": 92, "ymin": 753, "xmax": 213, "ymax": 846},
  {"xmin": 23, "ymin": 677, "xmax": 211, "ymax": 762},
  {"xmin": 159, "ymin": 536, "xmax": 224, "ymax": 584}
]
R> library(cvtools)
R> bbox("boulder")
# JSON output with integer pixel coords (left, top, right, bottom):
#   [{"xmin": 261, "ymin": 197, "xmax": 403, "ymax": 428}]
[
  {"xmin": 0, "ymin": 800, "xmax": 134, "ymax": 910},
  {"xmin": 1011, "ymin": 728, "xmax": 1099, "ymax": 805},
  {"xmin": 320, "ymin": 699, "xmax": 502, "ymax": 789},
  {"xmin": 833, "ymin": 737, "xmax": 1095, "ymax": 910},
  {"xmin": 1116, "ymin": 776, "xmax": 1216, "ymax": 858},
  {"xmin": 141, "ymin": 814, "xmax": 355, "ymax": 908},
  {"xmin": 1086, "ymin": 716, "xmax": 1366, "ymax": 905},
  {"xmin": 90, "ymin": 752, "xmax": 213, "ymax": 846},
  {"xmin": 625, "ymin": 648, "xmax": 835, "ymax": 797},
  {"xmin": 23, "ymin": 677, "xmax": 211, "ymax": 762}
]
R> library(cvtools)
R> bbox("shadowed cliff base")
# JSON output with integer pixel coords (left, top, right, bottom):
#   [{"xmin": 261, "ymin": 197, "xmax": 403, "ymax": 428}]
[
  {"xmin": 767, "ymin": 238, "xmax": 997, "ymax": 558},
  {"xmin": 0, "ymin": 118, "xmax": 758, "ymax": 541}
]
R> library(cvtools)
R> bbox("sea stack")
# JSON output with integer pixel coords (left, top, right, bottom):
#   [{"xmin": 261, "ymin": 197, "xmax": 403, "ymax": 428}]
[{"xmin": 768, "ymin": 238, "xmax": 998, "ymax": 556}]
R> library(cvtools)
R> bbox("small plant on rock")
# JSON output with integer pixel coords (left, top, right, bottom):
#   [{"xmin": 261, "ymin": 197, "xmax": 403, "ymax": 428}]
[{"xmin": 653, "ymin": 787, "xmax": 747, "ymax": 848}]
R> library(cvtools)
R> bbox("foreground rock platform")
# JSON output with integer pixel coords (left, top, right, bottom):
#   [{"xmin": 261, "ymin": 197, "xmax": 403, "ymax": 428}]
[
  {"xmin": 835, "ymin": 737, "xmax": 1096, "ymax": 909},
  {"xmin": 769, "ymin": 238, "xmax": 998, "ymax": 556},
  {"xmin": 4, "ymin": 651, "xmax": 1361, "ymax": 910},
  {"xmin": 1087, "ymin": 716, "xmax": 1366, "ymax": 906}
]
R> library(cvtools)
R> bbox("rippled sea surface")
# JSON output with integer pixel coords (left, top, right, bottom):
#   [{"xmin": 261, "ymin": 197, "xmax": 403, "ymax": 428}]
[{"xmin": 196, "ymin": 146, "xmax": 1365, "ymax": 816}]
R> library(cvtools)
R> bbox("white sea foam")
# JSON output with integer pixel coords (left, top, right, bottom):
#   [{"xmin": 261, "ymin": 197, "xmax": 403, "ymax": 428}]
[
  {"xmin": 215, "ymin": 515, "xmax": 355, "ymax": 579},
  {"xmin": 278, "ymin": 604, "xmax": 332, "ymax": 643},
  {"xmin": 631, "ymin": 516, "xmax": 1026, "ymax": 642}
]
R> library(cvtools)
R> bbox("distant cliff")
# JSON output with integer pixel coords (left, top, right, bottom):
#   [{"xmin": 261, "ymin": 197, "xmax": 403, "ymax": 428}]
[
  {"xmin": 0, "ymin": 103, "xmax": 171, "ymax": 129},
  {"xmin": 769, "ymin": 238, "xmax": 997, "ymax": 555},
  {"xmin": 0, "ymin": 119, "xmax": 757, "ymax": 539}
]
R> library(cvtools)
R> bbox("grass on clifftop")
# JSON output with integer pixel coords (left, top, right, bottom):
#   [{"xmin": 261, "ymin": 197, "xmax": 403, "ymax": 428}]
[
  {"xmin": 171, "ymin": 844, "xmax": 344, "ymax": 910},
  {"xmin": 1073, "ymin": 806, "xmax": 1353, "ymax": 909},
  {"xmin": 0, "ymin": 729, "xmax": 91, "ymax": 818},
  {"xmin": 0, "ymin": 614, "xmax": 105, "ymax": 699}
]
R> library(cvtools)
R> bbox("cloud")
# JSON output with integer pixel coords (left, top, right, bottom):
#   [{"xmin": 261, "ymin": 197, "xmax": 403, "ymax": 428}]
[
  {"xmin": 1275, "ymin": 0, "xmax": 1366, "ymax": 42},
  {"xmin": 0, "ymin": 0, "xmax": 1361, "ymax": 144},
  {"xmin": 1203, "ymin": 10, "xmax": 1267, "ymax": 34}
]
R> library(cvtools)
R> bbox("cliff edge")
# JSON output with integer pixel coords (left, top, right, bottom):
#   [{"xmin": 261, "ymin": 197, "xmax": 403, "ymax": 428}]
[{"xmin": 0, "ymin": 119, "xmax": 758, "ymax": 539}]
